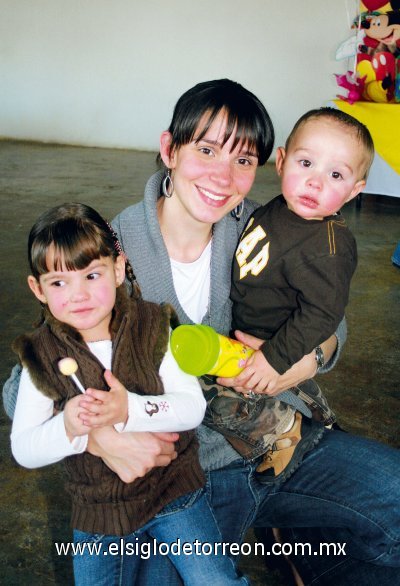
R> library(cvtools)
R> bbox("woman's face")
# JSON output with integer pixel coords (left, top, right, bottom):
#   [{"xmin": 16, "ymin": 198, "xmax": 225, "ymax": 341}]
[{"xmin": 160, "ymin": 110, "xmax": 259, "ymax": 226}]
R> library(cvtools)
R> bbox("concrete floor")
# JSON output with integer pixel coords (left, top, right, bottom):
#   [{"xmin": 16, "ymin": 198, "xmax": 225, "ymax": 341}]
[{"xmin": 0, "ymin": 140, "xmax": 399, "ymax": 585}]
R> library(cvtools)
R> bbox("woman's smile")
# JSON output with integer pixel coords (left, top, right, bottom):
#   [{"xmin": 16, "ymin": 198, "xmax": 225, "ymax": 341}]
[{"xmin": 196, "ymin": 185, "xmax": 232, "ymax": 206}]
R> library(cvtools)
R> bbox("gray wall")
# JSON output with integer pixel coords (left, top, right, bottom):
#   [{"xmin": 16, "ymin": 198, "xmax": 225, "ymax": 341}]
[{"xmin": 1, "ymin": 0, "xmax": 354, "ymax": 155}]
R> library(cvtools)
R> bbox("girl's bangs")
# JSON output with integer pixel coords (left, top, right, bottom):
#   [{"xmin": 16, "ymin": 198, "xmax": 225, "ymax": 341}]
[
  {"xmin": 31, "ymin": 221, "xmax": 113, "ymax": 277},
  {"xmin": 50, "ymin": 231, "xmax": 105, "ymax": 272}
]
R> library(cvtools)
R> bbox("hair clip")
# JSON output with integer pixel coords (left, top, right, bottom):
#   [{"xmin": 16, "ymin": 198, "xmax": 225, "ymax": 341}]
[{"xmin": 106, "ymin": 222, "xmax": 128, "ymax": 262}]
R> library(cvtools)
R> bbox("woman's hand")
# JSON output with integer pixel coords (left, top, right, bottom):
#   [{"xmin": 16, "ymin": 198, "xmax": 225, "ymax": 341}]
[
  {"xmin": 217, "ymin": 330, "xmax": 338, "ymax": 395},
  {"xmin": 87, "ymin": 426, "xmax": 179, "ymax": 483}
]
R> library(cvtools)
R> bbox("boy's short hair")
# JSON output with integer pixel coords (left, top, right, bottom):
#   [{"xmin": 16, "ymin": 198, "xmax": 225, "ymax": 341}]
[
  {"xmin": 164, "ymin": 79, "xmax": 275, "ymax": 166},
  {"xmin": 285, "ymin": 107, "xmax": 375, "ymax": 178}
]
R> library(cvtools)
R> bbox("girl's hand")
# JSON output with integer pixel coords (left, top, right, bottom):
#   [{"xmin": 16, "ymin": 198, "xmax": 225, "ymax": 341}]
[
  {"xmin": 64, "ymin": 395, "xmax": 91, "ymax": 440},
  {"xmin": 79, "ymin": 370, "xmax": 128, "ymax": 428}
]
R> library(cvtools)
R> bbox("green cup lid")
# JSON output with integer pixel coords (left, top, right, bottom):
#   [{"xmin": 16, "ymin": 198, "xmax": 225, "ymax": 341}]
[{"xmin": 170, "ymin": 325, "xmax": 219, "ymax": 376}]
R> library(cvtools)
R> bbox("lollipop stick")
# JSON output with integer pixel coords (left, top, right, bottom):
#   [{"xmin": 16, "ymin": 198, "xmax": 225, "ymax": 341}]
[{"xmin": 70, "ymin": 373, "xmax": 86, "ymax": 394}]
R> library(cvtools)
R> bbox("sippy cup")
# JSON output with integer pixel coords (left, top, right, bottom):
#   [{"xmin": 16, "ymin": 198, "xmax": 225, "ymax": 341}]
[{"xmin": 170, "ymin": 324, "xmax": 254, "ymax": 377}]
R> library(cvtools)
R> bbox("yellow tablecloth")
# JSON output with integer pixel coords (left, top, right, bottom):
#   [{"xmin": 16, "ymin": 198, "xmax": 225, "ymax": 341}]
[{"xmin": 333, "ymin": 100, "xmax": 400, "ymax": 175}]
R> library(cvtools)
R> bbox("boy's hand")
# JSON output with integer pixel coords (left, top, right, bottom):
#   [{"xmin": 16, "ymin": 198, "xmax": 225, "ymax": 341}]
[
  {"xmin": 217, "ymin": 330, "xmax": 282, "ymax": 395},
  {"xmin": 64, "ymin": 395, "xmax": 91, "ymax": 440},
  {"xmin": 79, "ymin": 370, "xmax": 128, "ymax": 428},
  {"xmin": 231, "ymin": 349, "xmax": 281, "ymax": 395}
]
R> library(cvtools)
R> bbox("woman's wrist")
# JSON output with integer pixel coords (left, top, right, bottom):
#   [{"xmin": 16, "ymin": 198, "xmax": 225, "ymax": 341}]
[
  {"xmin": 318, "ymin": 334, "xmax": 337, "ymax": 367},
  {"xmin": 314, "ymin": 345, "xmax": 325, "ymax": 371}
]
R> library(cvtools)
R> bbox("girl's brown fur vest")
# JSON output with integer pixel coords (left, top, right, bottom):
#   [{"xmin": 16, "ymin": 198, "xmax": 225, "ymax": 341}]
[{"xmin": 13, "ymin": 287, "xmax": 204, "ymax": 535}]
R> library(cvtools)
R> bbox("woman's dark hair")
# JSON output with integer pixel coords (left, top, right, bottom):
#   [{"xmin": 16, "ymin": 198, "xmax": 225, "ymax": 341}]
[
  {"xmin": 28, "ymin": 202, "xmax": 139, "ymax": 296},
  {"xmin": 161, "ymin": 78, "xmax": 275, "ymax": 166}
]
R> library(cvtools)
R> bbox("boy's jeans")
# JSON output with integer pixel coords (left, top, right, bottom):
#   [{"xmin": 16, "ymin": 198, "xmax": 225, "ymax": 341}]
[{"xmin": 73, "ymin": 489, "xmax": 248, "ymax": 586}]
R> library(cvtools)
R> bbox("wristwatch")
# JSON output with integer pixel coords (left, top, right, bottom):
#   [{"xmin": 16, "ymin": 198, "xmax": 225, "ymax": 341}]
[{"xmin": 315, "ymin": 345, "xmax": 325, "ymax": 369}]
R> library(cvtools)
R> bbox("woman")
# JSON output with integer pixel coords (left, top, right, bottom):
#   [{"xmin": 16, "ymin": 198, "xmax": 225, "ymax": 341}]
[
  {"xmin": 5, "ymin": 79, "xmax": 400, "ymax": 584},
  {"xmin": 98, "ymin": 79, "xmax": 400, "ymax": 584}
]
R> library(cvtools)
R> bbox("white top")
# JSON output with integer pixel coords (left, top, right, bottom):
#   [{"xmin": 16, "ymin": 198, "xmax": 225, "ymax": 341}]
[
  {"xmin": 11, "ymin": 340, "xmax": 205, "ymax": 469},
  {"xmin": 170, "ymin": 240, "xmax": 211, "ymax": 323}
]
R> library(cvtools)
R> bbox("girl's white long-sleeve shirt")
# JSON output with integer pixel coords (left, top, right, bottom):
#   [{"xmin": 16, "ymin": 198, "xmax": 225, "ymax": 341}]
[{"xmin": 11, "ymin": 340, "xmax": 205, "ymax": 469}]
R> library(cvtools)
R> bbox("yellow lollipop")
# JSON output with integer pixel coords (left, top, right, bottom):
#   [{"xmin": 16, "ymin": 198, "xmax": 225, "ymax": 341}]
[{"xmin": 58, "ymin": 358, "xmax": 85, "ymax": 393}]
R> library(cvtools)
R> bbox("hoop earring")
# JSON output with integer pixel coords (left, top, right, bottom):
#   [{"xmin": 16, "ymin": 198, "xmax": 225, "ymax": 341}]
[
  {"xmin": 231, "ymin": 201, "xmax": 244, "ymax": 221},
  {"xmin": 162, "ymin": 170, "xmax": 174, "ymax": 198}
]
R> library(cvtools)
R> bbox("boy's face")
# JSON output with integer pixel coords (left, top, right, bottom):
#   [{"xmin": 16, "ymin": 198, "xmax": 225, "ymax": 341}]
[
  {"xmin": 28, "ymin": 250, "xmax": 125, "ymax": 343},
  {"xmin": 276, "ymin": 119, "xmax": 367, "ymax": 220}
]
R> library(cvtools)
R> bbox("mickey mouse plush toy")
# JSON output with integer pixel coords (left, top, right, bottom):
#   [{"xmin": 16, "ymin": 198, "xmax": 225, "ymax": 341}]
[{"xmin": 361, "ymin": 1, "xmax": 400, "ymax": 55}]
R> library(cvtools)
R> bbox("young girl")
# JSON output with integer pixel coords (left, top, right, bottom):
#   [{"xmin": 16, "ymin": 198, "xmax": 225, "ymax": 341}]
[{"xmin": 11, "ymin": 203, "xmax": 248, "ymax": 586}]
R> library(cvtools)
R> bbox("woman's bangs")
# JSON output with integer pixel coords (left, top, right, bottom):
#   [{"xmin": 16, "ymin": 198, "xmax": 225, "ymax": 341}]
[
  {"xmin": 226, "ymin": 110, "xmax": 261, "ymax": 158},
  {"xmin": 191, "ymin": 107, "xmax": 221, "ymax": 143},
  {"xmin": 194, "ymin": 107, "xmax": 263, "ymax": 162}
]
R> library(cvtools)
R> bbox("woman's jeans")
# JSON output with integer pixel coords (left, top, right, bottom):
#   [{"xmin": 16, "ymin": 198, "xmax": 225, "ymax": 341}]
[
  {"xmin": 73, "ymin": 489, "xmax": 248, "ymax": 586},
  {"xmin": 136, "ymin": 428, "xmax": 400, "ymax": 585}
]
